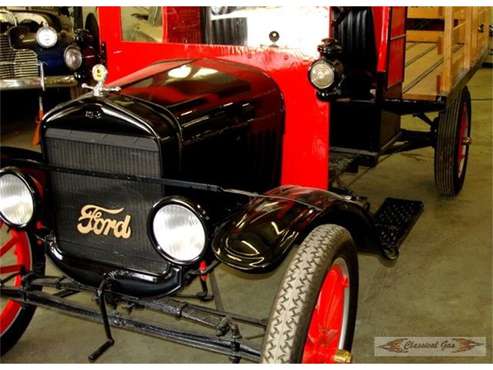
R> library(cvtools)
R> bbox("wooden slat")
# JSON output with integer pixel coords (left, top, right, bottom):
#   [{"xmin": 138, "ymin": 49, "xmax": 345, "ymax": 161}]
[
  {"xmin": 407, "ymin": 7, "xmax": 443, "ymax": 19},
  {"xmin": 406, "ymin": 42, "xmax": 417, "ymax": 50},
  {"xmin": 405, "ymin": 43, "xmax": 437, "ymax": 66},
  {"xmin": 406, "ymin": 30, "xmax": 442, "ymax": 43},
  {"xmin": 403, "ymin": 43, "xmax": 441, "ymax": 94},
  {"xmin": 453, "ymin": 7, "xmax": 466, "ymax": 20}
]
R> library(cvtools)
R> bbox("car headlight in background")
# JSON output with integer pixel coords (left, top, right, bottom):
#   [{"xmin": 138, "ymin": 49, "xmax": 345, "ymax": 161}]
[
  {"xmin": 0, "ymin": 171, "xmax": 35, "ymax": 228},
  {"xmin": 64, "ymin": 46, "xmax": 83, "ymax": 71},
  {"xmin": 151, "ymin": 199, "xmax": 206, "ymax": 264},
  {"xmin": 36, "ymin": 26, "xmax": 58, "ymax": 48},
  {"xmin": 309, "ymin": 59, "xmax": 336, "ymax": 90}
]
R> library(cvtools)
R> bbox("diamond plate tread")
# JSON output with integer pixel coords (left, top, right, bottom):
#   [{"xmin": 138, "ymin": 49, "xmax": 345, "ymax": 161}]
[{"xmin": 374, "ymin": 197, "xmax": 424, "ymax": 252}]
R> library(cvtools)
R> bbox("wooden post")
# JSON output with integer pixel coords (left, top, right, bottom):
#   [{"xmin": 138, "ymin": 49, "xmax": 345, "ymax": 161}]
[
  {"xmin": 478, "ymin": 8, "xmax": 489, "ymax": 54},
  {"xmin": 441, "ymin": 7, "xmax": 453, "ymax": 93},
  {"xmin": 471, "ymin": 7, "xmax": 479, "ymax": 62},
  {"xmin": 464, "ymin": 8, "xmax": 473, "ymax": 70}
]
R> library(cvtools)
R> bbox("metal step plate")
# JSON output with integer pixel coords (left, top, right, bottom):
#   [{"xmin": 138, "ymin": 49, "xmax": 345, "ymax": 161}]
[{"xmin": 374, "ymin": 197, "xmax": 424, "ymax": 258}]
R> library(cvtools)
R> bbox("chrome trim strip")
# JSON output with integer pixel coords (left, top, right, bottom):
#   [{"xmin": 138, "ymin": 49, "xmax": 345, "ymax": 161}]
[{"xmin": 0, "ymin": 75, "xmax": 77, "ymax": 90}]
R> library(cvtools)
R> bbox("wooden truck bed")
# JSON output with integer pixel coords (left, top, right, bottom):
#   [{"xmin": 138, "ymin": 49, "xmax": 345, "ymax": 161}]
[{"xmin": 403, "ymin": 7, "xmax": 489, "ymax": 101}]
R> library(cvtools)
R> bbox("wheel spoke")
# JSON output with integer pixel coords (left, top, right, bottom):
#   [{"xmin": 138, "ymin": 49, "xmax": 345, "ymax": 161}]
[
  {"xmin": 0, "ymin": 264, "xmax": 23, "ymax": 275},
  {"xmin": 303, "ymin": 260, "xmax": 349, "ymax": 363},
  {"xmin": 0, "ymin": 226, "xmax": 33, "ymax": 337},
  {"xmin": 320, "ymin": 271, "xmax": 342, "ymax": 325},
  {"xmin": 307, "ymin": 269, "xmax": 338, "ymax": 346},
  {"xmin": 0, "ymin": 236, "xmax": 18, "ymax": 258}
]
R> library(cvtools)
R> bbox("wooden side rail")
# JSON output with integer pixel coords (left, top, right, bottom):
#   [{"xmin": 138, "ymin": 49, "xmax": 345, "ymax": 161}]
[
  {"xmin": 408, "ymin": 7, "xmax": 443, "ymax": 20},
  {"xmin": 405, "ymin": 7, "xmax": 490, "ymax": 98},
  {"xmin": 441, "ymin": 7, "xmax": 489, "ymax": 93}
]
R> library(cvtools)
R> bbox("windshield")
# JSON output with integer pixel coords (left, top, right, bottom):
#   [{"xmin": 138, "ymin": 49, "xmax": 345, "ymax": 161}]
[{"xmin": 121, "ymin": 6, "xmax": 330, "ymax": 58}]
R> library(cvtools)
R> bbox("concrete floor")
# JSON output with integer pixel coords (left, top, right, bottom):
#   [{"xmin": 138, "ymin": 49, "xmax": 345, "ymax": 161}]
[{"xmin": 0, "ymin": 69, "xmax": 492, "ymax": 363}]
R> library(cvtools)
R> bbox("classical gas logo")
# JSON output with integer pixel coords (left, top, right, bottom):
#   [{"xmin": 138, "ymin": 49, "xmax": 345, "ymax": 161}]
[
  {"xmin": 375, "ymin": 337, "xmax": 486, "ymax": 357},
  {"xmin": 77, "ymin": 204, "xmax": 132, "ymax": 239}
]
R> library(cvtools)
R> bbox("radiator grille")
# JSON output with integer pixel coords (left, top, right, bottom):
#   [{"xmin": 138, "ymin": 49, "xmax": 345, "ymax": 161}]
[
  {"xmin": 45, "ymin": 128, "xmax": 169, "ymax": 275},
  {"xmin": 0, "ymin": 33, "xmax": 39, "ymax": 79}
]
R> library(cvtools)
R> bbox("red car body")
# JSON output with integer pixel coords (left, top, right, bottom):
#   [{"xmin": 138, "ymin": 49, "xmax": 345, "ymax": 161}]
[{"xmin": 97, "ymin": 6, "xmax": 406, "ymax": 190}]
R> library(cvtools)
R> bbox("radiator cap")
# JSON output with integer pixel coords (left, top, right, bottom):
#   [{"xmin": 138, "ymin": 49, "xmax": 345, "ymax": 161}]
[{"xmin": 92, "ymin": 64, "xmax": 108, "ymax": 83}]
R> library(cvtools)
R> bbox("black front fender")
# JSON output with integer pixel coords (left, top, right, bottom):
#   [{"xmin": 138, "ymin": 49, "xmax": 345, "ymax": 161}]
[
  {"xmin": 212, "ymin": 185, "xmax": 379, "ymax": 273},
  {"xmin": 0, "ymin": 146, "xmax": 47, "ymax": 188},
  {"xmin": 1, "ymin": 146, "xmax": 43, "ymax": 165}
]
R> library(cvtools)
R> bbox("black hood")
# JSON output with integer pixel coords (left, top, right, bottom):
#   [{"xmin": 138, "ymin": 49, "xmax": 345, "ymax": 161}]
[
  {"xmin": 42, "ymin": 57, "xmax": 284, "ymax": 191},
  {"xmin": 114, "ymin": 58, "xmax": 279, "ymax": 124}
]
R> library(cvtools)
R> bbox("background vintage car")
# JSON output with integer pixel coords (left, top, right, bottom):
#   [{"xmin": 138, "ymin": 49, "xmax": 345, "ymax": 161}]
[{"xmin": 0, "ymin": 7, "xmax": 99, "ymax": 91}]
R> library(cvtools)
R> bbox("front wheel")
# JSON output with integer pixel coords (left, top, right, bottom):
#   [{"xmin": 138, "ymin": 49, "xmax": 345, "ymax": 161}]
[
  {"xmin": 261, "ymin": 224, "xmax": 358, "ymax": 363},
  {"xmin": 0, "ymin": 221, "xmax": 45, "ymax": 356}
]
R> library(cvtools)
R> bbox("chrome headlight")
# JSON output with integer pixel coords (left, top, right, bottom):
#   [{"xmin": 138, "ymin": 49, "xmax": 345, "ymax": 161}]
[
  {"xmin": 150, "ymin": 199, "xmax": 206, "ymax": 264},
  {"xmin": 309, "ymin": 59, "xmax": 336, "ymax": 90},
  {"xmin": 36, "ymin": 26, "xmax": 58, "ymax": 48},
  {"xmin": 0, "ymin": 170, "xmax": 35, "ymax": 228},
  {"xmin": 64, "ymin": 46, "xmax": 82, "ymax": 71}
]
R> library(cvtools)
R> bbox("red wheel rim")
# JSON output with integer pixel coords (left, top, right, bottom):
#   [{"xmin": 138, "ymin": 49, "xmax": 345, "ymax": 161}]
[
  {"xmin": 0, "ymin": 221, "xmax": 32, "ymax": 335},
  {"xmin": 302, "ymin": 258, "xmax": 350, "ymax": 363},
  {"xmin": 457, "ymin": 102, "xmax": 469, "ymax": 178}
]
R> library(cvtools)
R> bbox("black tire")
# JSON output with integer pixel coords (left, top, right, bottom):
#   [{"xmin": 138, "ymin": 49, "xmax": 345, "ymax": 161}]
[
  {"xmin": 210, "ymin": 6, "xmax": 235, "ymax": 15},
  {"xmin": 84, "ymin": 13, "xmax": 100, "ymax": 55},
  {"xmin": 0, "ymin": 231, "xmax": 45, "ymax": 356},
  {"xmin": 261, "ymin": 224, "xmax": 358, "ymax": 363},
  {"xmin": 335, "ymin": 7, "xmax": 376, "ymax": 71},
  {"xmin": 434, "ymin": 86, "xmax": 472, "ymax": 196}
]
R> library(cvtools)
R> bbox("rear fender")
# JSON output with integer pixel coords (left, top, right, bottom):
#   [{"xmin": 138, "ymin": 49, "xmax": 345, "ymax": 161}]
[{"xmin": 212, "ymin": 185, "xmax": 380, "ymax": 273}]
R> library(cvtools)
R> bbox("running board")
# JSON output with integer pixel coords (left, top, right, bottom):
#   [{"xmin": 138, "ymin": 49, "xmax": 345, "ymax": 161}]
[{"xmin": 374, "ymin": 197, "xmax": 424, "ymax": 259}]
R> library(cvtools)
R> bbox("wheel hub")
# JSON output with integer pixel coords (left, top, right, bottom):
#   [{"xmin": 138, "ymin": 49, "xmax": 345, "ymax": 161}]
[{"xmin": 332, "ymin": 349, "xmax": 352, "ymax": 363}]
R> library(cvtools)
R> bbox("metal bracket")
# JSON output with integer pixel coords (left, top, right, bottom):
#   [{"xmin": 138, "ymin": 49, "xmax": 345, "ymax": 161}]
[
  {"xmin": 229, "ymin": 323, "xmax": 242, "ymax": 363},
  {"xmin": 88, "ymin": 276, "xmax": 115, "ymax": 362},
  {"xmin": 0, "ymin": 275, "xmax": 263, "ymax": 362},
  {"xmin": 39, "ymin": 62, "xmax": 46, "ymax": 92}
]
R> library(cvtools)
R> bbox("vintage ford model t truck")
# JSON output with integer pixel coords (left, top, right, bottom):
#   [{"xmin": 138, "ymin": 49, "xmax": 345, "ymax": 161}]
[{"xmin": 0, "ymin": 6, "xmax": 489, "ymax": 363}]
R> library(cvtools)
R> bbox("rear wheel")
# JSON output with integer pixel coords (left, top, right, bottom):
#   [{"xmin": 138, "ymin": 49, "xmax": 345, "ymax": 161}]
[
  {"xmin": 0, "ymin": 221, "xmax": 44, "ymax": 356},
  {"xmin": 434, "ymin": 86, "xmax": 472, "ymax": 196},
  {"xmin": 261, "ymin": 224, "xmax": 358, "ymax": 363}
]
